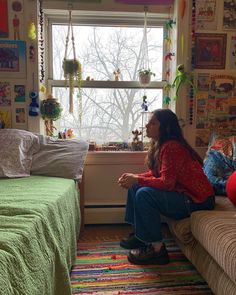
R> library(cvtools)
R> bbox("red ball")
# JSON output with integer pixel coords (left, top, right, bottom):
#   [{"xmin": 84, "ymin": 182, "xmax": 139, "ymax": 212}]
[{"xmin": 226, "ymin": 171, "xmax": 236, "ymax": 206}]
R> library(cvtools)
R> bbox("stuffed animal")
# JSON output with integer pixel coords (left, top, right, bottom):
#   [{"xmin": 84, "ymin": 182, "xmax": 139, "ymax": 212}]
[{"xmin": 172, "ymin": 64, "xmax": 197, "ymax": 100}]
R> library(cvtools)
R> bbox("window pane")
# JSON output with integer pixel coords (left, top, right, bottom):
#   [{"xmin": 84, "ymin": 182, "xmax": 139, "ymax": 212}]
[
  {"xmin": 52, "ymin": 25, "xmax": 163, "ymax": 81},
  {"xmin": 53, "ymin": 87, "xmax": 162, "ymax": 143}
]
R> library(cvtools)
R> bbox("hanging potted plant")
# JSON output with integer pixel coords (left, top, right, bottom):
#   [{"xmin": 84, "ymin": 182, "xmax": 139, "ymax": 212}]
[
  {"xmin": 63, "ymin": 58, "xmax": 82, "ymax": 113},
  {"xmin": 138, "ymin": 68, "xmax": 155, "ymax": 86},
  {"xmin": 40, "ymin": 94, "xmax": 63, "ymax": 136},
  {"xmin": 62, "ymin": 10, "xmax": 82, "ymax": 114}
]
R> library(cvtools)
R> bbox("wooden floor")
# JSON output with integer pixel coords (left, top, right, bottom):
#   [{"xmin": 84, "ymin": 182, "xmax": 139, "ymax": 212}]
[{"xmin": 79, "ymin": 223, "xmax": 172, "ymax": 242}]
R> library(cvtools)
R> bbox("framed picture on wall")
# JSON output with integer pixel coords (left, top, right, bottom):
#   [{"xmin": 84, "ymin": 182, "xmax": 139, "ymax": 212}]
[
  {"xmin": 0, "ymin": 40, "xmax": 26, "ymax": 78},
  {"xmin": 195, "ymin": 33, "xmax": 227, "ymax": 69}
]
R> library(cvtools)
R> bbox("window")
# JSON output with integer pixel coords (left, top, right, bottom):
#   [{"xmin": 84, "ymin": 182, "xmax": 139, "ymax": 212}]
[{"xmin": 46, "ymin": 11, "xmax": 166, "ymax": 144}]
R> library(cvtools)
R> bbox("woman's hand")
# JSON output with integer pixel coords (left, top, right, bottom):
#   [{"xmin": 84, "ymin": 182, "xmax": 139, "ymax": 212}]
[{"xmin": 118, "ymin": 173, "xmax": 138, "ymax": 189}]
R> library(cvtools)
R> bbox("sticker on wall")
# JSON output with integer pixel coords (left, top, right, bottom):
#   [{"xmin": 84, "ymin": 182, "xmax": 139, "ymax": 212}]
[
  {"xmin": 0, "ymin": 82, "xmax": 11, "ymax": 106},
  {"xmin": 15, "ymin": 107, "xmax": 26, "ymax": 124},
  {"xmin": 230, "ymin": 35, "xmax": 236, "ymax": 69},
  {"xmin": 11, "ymin": 0, "xmax": 23, "ymax": 13},
  {"xmin": 0, "ymin": 40, "xmax": 26, "ymax": 78},
  {"xmin": 14, "ymin": 84, "xmax": 25, "ymax": 102},
  {"xmin": 0, "ymin": 0, "xmax": 9, "ymax": 37},
  {"xmin": 13, "ymin": 14, "xmax": 20, "ymax": 40},
  {"xmin": 0, "ymin": 109, "xmax": 11, "ymax": 128}
]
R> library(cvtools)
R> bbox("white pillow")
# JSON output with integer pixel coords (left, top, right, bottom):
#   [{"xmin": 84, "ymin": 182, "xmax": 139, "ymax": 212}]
[
  {"xmin": 31, "ymin": 137, "xmax": 89, "ymax": 182},
  {"xmin": 0, "ymin": 129, "xmax": 40, "ymax": 178}
]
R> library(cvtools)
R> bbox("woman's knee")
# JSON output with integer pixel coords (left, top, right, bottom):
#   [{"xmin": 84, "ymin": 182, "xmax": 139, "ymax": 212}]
[{"xmin": 134, "ymin": 187, "xmax": 156, "ymax": 206}]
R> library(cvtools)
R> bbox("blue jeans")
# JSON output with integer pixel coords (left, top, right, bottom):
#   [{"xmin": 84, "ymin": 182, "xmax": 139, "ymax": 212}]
[{"xmin": 124, "ymin": 185, "xmax": 215, "ymax": 243}]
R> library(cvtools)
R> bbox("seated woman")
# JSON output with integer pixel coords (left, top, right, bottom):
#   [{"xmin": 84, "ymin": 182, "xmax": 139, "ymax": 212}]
[
  {"xmin": 118, "ymin": 109, "xmax": 215, "ymax": 265},
  {"xmin": 203, "ymin": 136, "xmax": 236, "ymax": 195}
]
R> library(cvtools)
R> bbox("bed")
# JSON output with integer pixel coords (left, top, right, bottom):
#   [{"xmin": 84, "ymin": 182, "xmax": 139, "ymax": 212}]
[{"xmin": 0, "ymin": 129, "xmax": 88, "ymax": 295}]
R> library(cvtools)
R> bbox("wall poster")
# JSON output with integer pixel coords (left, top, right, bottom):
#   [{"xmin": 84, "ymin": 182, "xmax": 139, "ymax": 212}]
[
  {"xmin": 195, "ymin": 74, "xmax": 236, "ymax": 147},
  {"xmin": 0, "ymin": 40, "xmax": 26, "ymax": 78}
]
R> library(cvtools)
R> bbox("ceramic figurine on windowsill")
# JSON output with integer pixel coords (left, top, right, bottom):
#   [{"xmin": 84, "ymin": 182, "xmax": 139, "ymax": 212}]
[
  {"xmin": 131, "ymin": 129, "xmax": 143, "ymax": 151},
  {"xmin": 113, "ymin": 69, "xmax": 121, "ymax": 81}
]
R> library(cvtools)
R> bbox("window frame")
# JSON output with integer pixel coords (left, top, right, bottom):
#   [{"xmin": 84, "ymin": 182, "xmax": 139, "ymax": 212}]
[{"xmin": 44, "ymin": 10, "xmax": 168, "ymax": 92}]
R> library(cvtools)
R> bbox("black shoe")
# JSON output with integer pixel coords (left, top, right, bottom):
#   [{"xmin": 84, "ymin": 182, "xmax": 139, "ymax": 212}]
[
  {"xmin": 120, "ymin": 232, "xmax": 145, "ymax": 249},
  {"xmin": 127, "ymin": 243, "xmax": 170, "ymax": 265}
]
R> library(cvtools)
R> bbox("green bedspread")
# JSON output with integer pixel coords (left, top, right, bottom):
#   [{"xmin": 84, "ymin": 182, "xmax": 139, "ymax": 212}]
[{"xmin": 0, "ymin": 176, "xmax": 80, "ymax": 295}]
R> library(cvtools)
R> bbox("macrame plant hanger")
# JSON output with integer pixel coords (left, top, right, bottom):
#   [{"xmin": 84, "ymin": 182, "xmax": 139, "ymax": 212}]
[
  {"xmin": 140, "ymin": 7, "xmax": 150, "ymax": 74},
  {"xmin": 63, "ymin": 8, "xmax": 82, "ymax": 115},
  {"xmin": 140, "ymin": 6, "xmax": 149, "ymax": 143}
]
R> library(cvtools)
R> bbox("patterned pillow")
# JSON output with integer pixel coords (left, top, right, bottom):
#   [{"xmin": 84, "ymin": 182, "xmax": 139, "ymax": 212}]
[
  {"xmin": 0, "ymin": 129, "xmax": 40, "ymax": 178},
  {"xmin": 208, "ymin": 131, "xmax": 236, "ymax": 158}
]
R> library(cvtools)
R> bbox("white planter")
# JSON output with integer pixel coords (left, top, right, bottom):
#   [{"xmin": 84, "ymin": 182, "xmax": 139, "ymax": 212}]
[{"xmin": 139, "ymin": 73, "xmax": 151, "ymax": 85}]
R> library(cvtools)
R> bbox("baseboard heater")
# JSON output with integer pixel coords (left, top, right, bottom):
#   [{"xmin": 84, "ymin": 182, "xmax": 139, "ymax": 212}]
[{"xmin": 84, "ymin": 204, "xmax": 126, "ymax": 224}]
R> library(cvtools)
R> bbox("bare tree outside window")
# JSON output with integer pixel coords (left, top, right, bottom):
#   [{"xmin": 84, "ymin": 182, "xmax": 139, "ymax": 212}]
[{"xmin": 51, "ymin": 25, "xmax": 163, "ymax": 143}]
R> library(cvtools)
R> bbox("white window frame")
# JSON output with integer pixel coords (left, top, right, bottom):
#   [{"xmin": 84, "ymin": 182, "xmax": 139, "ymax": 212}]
[{"xmin": 44, "ymin": 10, "xmax": 168, "ymax": 92}]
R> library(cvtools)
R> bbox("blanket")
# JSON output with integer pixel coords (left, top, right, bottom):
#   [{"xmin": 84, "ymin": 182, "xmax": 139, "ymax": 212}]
[{"xmin": 0, "ymin": 176, "xmax": 80, "ymax": 295}]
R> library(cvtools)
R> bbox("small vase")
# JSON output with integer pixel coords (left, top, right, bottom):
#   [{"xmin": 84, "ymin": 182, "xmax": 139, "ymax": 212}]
[{"xmin": 139, "ymin": 73, "xmax": 151, "ymax": 86}]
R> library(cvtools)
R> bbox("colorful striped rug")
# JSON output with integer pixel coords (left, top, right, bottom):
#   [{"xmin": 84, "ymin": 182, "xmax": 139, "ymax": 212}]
[{"xmin": 70, "ymin": 238, "xmax": 213, "ymax": 295}]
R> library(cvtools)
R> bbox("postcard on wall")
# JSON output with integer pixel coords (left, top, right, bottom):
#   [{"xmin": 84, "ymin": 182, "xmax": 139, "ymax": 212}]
[
  {"xmin": 0, "ymin": 0, "xmax": 9, "ymax": 37},
  {"xmin": 230, "ymin": 35, "xmax": 236, "ymax": 69},
  {"xmin": 15, "ymin": 107, "xmax": 26, "ymax": 124},
  {"xmin": 223, "ymin": 0, "xmax": 236, "ymax": 30},
  {"xmin": 196, "ymin": 0, "xmax": 217, "ymax": 30},
  {"xmin": 14, "ymin": 84, "xmax": 25, "ymax": 102},
  {"xmin": 0, "ymin": 109, "xmax": 11, "ymax": 128},
  {"xmin": 210, "ymin": 74, "xmax": 235, "ymax": 96},
  {"xmin": 0, "ymin": 40, "xmax": 26, "ymax": 78},
  {"xmin": 0, "ymin": 82, "xmax": 11, "ymax": 106},
  {"xmin": 195, "ymin": 129, "xmax": 210, "ymax": 148},
  {"xmin": 197, "ymin": 73, "xmax": 210, "ymax": 91}
]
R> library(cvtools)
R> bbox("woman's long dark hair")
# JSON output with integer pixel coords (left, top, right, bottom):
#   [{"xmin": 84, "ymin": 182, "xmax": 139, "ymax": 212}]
[{"xmin": 146, "ymin": 109, "xmax": 203, "ymax": 170}]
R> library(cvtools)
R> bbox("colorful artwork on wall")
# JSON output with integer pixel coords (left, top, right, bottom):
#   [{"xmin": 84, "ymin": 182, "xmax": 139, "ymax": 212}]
[
  {"xmin": 230, "ymin": 35, "xmax": 236, "ymax": 69},
  {"xmin": 0, "ymin": 82, "xmax": 11, "ymax": 106},
  {"xmin": 0, "ymin": 40, "xmax": 26, "ymax": 78},
  {"xmin": 196, "ymin": 0, "xmax": 217, "ymax": 30},
  {"xmin": 0, "ymin": 109, "xmax": 11, "ymax": 128},
  {"xmin": 195, "ymin": 33, "xmax": 227, "ymax": 69},
  {"xmin": 0, "ymin": 0, "xmax": 9, "ymax": 37},
  {"xmin": 15, "ymin": 107, "xmax": 26, "ymax": 124},
  {"xmin": 195, "ymin": 74, "xmax": 236, "ymax": 147},
  {"xmin": 14, "ymin": 84, "xmax": 25, "ymax": 102},
  {"xmin": 223, "ymin": 0, "xmax": 236, "ymax": 30}
]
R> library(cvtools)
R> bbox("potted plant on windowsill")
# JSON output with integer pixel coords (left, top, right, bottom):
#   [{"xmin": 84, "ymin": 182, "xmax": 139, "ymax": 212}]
[{"xmin": 138, "ymin": 69, "xmax": 155, "ymax": 86}]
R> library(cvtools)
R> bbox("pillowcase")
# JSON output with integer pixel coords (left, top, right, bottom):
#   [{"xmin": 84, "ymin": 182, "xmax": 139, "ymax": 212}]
[
  {"xmin": 31, "ymin": 136, "xmax": 89, "ymax": 182},
  {"xmin": 0, "ymin": 129, "xmax": 40, "ymax": 178},
  {"xmin": 208, "ymin": 131, "xmax": 236, "ymax": 159}
]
